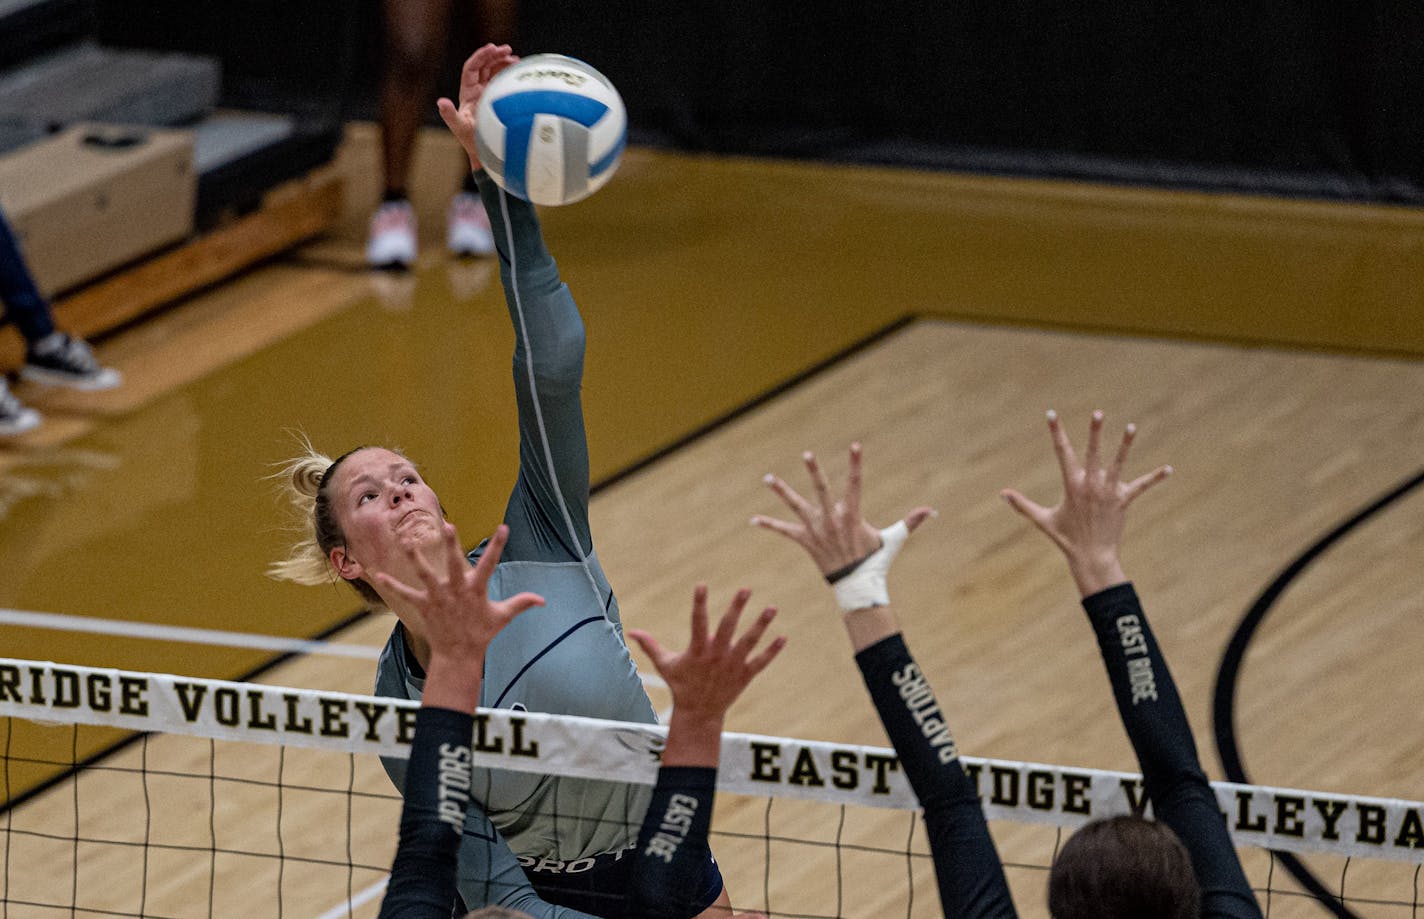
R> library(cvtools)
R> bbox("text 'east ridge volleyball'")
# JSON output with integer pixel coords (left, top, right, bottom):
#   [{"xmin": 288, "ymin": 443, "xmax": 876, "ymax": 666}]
[{"xmin": 476, "ymin": 54, "xmax": 626, "ymax": 206}]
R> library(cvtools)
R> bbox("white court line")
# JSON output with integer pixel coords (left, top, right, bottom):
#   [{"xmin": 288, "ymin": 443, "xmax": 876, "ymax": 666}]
[
  {"xmin": 314, "ymin": 877, "xmax": 388, "ymax": 919},
  {"xmin": 0, "ymin": 607, "xmax": 671, "ymax": 704},
  {"xmin": 0, "ymin": 607, "xmax": 381, "ymax": 660}
]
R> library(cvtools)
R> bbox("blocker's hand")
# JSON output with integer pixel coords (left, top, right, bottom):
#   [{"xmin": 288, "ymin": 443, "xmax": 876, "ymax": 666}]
[
  {"xmin": 626, "ymin": 585, "xmax": 784, "ymax": 726},
  {"xmin": 375, "ymin": 522, "xmax": 543, "ymax": 661},
  {"xmin": 1000, "ymin": 410, "xmax": 1172, "ymax": 597},
  {"xmin": 437, "ymin": 43, "xmax": 520, "ymax": 172},
  {"xmin": 752, "ymin": 443, "xmax": 934, "ymax": 578}
]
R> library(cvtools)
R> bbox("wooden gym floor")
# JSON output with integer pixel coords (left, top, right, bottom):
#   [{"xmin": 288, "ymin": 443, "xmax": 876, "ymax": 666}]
[{"xmin": 1, "ymin": 124, "xmax": 1422, "ymax": 916}]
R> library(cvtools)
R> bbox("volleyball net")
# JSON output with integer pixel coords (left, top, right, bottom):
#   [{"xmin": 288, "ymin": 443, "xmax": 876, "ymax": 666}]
[{"xmin": 2, "ymin": 658, "xmax": 1421, "ymax": 918}]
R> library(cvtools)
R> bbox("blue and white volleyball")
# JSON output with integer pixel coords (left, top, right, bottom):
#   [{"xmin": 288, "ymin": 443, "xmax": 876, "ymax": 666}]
[{"xmin": 476, "ymin": 54, "xmax": 627, "ymax": 206}]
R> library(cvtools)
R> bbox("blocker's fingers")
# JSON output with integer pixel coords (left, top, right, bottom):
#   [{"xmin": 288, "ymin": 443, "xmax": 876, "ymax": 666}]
[
  {"xmin": 1046, "ymin": 410, "xmax": 1080, "ymax": 481},
  {"xmin": 1123, "ymin": 465, "xmax": 1173, "ymax": 505},
  {"xmin": 749, "ymin": 514, "xmax": 805, "ymax": 543},
  {"xmin": 1001, "ymin": 489, "xmax": 1052, "ymax": 527},
  {"xmin": 374, "ymin": 571, "xmax": 426, "ymax": 607},
  {"xmin": 625, "ymin": 630, "xmax": 669, "ymax": 672},
  {"xmin": 747, "ymin": 632, "xmax": 788, "ymax": 677},
  {"xmin": 498, "ymin": 591, "xmax": 545, "ymax": 620},
  {"xmin": 714, "ymin": 589, "xmax": 753, "ymax": 650},
  {"xmin": 904, "ymin": 506, "xmax": 936, "ymax": 532},
  {"xmin": 1084, "ymin": 410, "xmax": 1105, "ymax": 476},
  {"xmin": 843, "ymin": 442, "xmax": 864, "ymax": 525},
  {"xmin": 442, "ymin": 522, "xmax": 469, "ymax": 584},
  {"xmin": 688, "ymin": 584, "xmax": 710, "ymax": 653},
  {"xmin": 401, "ymin": 531, "xmax": 444, "ymax": 587},
  {"xmin": 763, "ymin": 474, "xmax": 818, "ymax": 526},
  {"xmin": 1108, "ymin": 423, "xmax": 1137, "ymax": 484},
  {"xmin": 803, "ymin": 451, "xmax": 837, "ymax": 520},
  {"xmin": 471, "ymin": 524, "xmax": 509, "ymax": 594},
  {"xmin": 732, "ymin": 606, "xmax": 778, "ymax": 660}
]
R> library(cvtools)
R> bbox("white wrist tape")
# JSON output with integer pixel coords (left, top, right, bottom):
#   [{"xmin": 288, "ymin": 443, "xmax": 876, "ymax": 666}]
[{"xmin": 833, "ymin": 520, "xmax": 909, "ymax": 612}]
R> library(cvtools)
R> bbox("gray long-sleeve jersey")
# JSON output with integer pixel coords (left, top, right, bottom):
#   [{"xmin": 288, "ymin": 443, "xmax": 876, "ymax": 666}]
[{"xmin": 375, "ymin": 173, "xmax": 657, "ymax": 917}]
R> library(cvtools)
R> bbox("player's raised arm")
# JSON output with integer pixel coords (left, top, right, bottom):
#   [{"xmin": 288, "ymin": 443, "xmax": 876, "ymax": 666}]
[
  {"xmin": 1002, "ymin": 411, "xmax": 1261, "ymax": 919},
  {"xmin": 755, "ymin": 445, "xmax": 1018, "ymax": 919},
  {"xmin": 440, "ymin": 43, "xmax": 594, "ymax": 565},
  {"xmin": 623, "ymin": 586, "xmax": 784, "ymax": 919}
]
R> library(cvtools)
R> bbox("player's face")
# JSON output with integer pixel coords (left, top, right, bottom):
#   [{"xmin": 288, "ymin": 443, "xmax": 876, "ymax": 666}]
[{"xmin": 327, "ymin": 448, "xmax": 445, "ymax": 590}]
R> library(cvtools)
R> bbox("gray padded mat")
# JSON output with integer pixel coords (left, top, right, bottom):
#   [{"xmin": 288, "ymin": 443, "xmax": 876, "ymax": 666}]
[{"xmin": 0, "ymin": 42, "xmax": 219, "ymax": 129}]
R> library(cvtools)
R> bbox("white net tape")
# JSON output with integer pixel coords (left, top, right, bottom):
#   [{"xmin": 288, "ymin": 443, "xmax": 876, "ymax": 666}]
[{"xmin": 3, "ymin": 657, "xmax": 1421, "ymax": 865}]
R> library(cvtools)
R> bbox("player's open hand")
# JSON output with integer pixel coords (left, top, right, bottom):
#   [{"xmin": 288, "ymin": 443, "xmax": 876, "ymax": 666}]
[
  {"xmin": 375, "ymin": 522, "xmax": 543, "ymax": 660},
  {"xmin": 627, "ymin": 585, "xmax": 785, "ymax": 724},
  {"xmin": 437, "ymin": 43, "xmax": 520, "ymax": 172},
  {"xmin": 752, "ymin": 443, "xmax": 934, "ymax": 578},
  {"xmin": 1000, "ymin": 410, "xmax": 1172, "ymax": 596}
]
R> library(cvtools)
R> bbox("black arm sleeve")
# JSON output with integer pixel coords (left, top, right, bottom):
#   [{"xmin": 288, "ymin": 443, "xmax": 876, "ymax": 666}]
[
  {"xmin": 1082, "ymin": 583, "xmax": 1263, "ymax": 919},
  {"xmin": 855, "ymin": 635, "xmax": 1019, "ymax": 919},
  {"xmin": 624, "ymin": 766, "xmax": 717, "ymax": 919},
  {"xmin": 378, "ymin": 707, "xmax": 475, "ymax": 919}
]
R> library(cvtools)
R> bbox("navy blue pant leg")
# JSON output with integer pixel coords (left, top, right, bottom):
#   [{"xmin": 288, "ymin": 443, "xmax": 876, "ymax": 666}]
[{"xmin": 0, "ymin": 206, "xmax": 56, "ymax": 342}]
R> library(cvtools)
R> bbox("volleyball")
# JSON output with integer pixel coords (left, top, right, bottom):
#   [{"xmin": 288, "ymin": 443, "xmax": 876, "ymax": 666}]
[{"xmin": 475, "ymin": 54, "xmax": 627, "ymax": 206}]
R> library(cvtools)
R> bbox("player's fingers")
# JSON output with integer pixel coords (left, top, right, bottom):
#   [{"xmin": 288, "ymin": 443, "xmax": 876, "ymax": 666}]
[
  {"xmin": 1123, "ymin": 465, "xmax": 1173, "ymax": 505},
  {"xmin": 625, "ymin": 630, "xmax": 668, "ymax": 671},
  {"xmin": 688, "ymin": 584, "xmax": 709, "ymax": 653},
  {"xmin": 469, "ymin": 42, "xmax": 498, "ymax": 70},
  {"xmin": 843, "ymin": 442, "xmax": 864, "ymax": 527},
  {"xmin": 1001, "ymin": 489, "xmax": 1052, "ymax": 527},
  {"xmin": 749, "ymin": 515, "xmax": 806, "ymax": 545},
  {"xmin": 496, "ymin": 591, "xmax": 545, "ymax": 621},
  {"xmin": 1046, "ymin": 409, "xmax": 1081, "ymax": 482},
  {"xmin": 1107, "ymin": 423, "xmax": 1137, "ymax": 484},
  {"xmin": 471, "ymin": 524, "xmax": 507, "ymax": 594},
  {"xmin": 904, "ymin": 506, "xmax": 936, "ymax": 533},
  {"xmin": 764, "ymin": 472, "xmax": 817, "ymax": 527},
  {"xmin": 436, "ymin": 97, "xmax": 464, "ymax": 129},
  {"xmin": 457, "ymin": 49, "xmax": 483, "ymax": 78},
  {"xmin": 436, "ymin": 98, "xmax": 477, "ymax": 146},
  {"xmin": 374, "ymin": 571, "xmax": 425, "ymax": 607},
  {"xmin": 442, "ymin": 522, "xmax": 471, "ymax": 585},
  {"xmin": 1084, "ymin": 410, "xmax": 1104, "ymax": 477},
  {"xmin": 746, "ymin": 634, "xmax": 788, "ymax": 678},
  {"xmin": 732, "ymin": 606, "xmax": 778, "ymax": 661},
  {"xmin": 713, "ymin": 588, "xmax": 752, "ymax": 651},
  {"xmin": 402, "ymin": 531, "xmax": 444, "ymax": 587},
  {"xmin": 803, "ymin": 451, "xmax": 837, "ymax": 522}
]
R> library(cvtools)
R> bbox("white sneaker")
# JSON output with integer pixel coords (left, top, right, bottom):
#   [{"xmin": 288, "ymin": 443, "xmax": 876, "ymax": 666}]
[
  {"xmin": 366, "ymin": 200, "xmax": 418, "ymax": 269},
  {"xmin": 447, "ymin": 192, "xmax": 495, "ymax": 257},
  {"xmin": 0, "ymin": 379, "xmax": 41, "ymax": 436}
]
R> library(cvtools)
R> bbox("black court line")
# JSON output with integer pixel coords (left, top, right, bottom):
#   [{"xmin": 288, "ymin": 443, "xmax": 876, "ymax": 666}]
[
  {"xmin": 1, "ymin": 314, "xmax": 916, "ymax": 816},
  {"xmin": 1212, "ymin": 467, "xmax": 1424, "ymax": 919}
]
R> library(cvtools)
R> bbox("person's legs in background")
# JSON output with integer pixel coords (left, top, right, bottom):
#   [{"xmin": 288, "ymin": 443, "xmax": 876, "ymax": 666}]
[
  {"xmin": 0, "ymin": 206, "xmax": 122, "ymax": 436},
  {"xmin": 445, "ymin": 0, "xmax": 517, "ymax": 258},
  {"xmin": 367, "ymin": 0, "xmax": 454, "ymax": 268}
]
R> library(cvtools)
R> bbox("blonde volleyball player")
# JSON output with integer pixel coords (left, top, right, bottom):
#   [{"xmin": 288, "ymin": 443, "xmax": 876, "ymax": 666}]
[
  {"xmin": 755, "ymin": 417, "xmax": 1262, "ymax": 918},
  {"xmin": 374, "ymin": 519, "xmax": 779, "ymax": 919},
  {"xmin": 275, "ymin": 43, "xmax": 740, "ymax": 918}
]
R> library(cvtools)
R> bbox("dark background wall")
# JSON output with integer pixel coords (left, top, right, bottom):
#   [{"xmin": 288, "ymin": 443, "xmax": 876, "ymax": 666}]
[{"xmin": 97, "ymin": 1, "xmax": 1424, "ymax": 203}]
